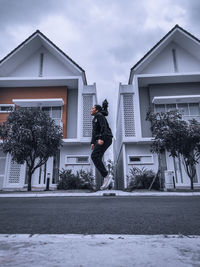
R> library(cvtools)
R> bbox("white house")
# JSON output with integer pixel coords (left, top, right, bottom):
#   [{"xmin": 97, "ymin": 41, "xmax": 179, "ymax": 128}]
[
  {"xmin": 115, "ymin": 25, "xmax": 200, "ymax": 190},
  {"xmin": 0, "ymin": 30, "xmax": 98, "ymax": 191}
]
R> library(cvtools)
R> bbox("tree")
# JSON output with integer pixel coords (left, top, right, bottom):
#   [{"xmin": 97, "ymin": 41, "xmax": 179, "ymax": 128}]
[
  {"xmin": 0, "ymin": 107, "xmax": 63, "ymax": 191},
  {"xmin": 146, "ymin": 109, "xmax": 200, "ymax": 190}
]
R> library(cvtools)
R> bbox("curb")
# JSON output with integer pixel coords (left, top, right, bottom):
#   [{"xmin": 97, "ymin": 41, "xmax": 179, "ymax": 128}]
[{"xmin": 0, "ymin": 190, "xmax": 200, "ymax": 197}]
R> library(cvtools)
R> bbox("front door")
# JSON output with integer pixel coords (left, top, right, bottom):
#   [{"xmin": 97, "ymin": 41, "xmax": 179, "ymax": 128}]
[
  {"xmin": 0, "ymin": 151, "xmax": 7, "ymax": 190},
  {"xmin": 173, "ymin": 155, "xmax": 199, "ymax": 186},
  {"xmin": 173, "ymin": 155, "xmax": 183, "ymax": 185}
]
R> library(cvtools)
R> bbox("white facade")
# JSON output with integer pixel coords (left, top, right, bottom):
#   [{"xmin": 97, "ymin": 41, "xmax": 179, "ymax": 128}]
[
  {"xmin": 115, "ymin": 25, "xmax": 200, "ymax": 190},
  {"xmin": 0, "ymin": 30, "xmax": 98, "ymax": 191}
]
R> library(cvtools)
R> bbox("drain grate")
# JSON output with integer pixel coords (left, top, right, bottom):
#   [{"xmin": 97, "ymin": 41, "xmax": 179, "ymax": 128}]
[{"xmin": 103, "ymin": 193, "xmax": 116, "ymax": 196}]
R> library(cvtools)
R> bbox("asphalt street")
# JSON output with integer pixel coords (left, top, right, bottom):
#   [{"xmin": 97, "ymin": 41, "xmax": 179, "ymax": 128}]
[{"xmin": 0, "ymin": 196, "xmax": 199, "ymax": 235}]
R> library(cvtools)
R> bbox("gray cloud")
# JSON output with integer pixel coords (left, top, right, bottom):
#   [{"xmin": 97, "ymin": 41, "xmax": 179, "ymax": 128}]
[
  {"xmin": 0, "ymin": 0, "xmax": 62, "ymax": 24},
  {"xmin": 108, "ymin": 26, "xmax": 165, "ymax": 65},
  {"xmin": 178, "ymin": 0, "xmax": 200, "ymax": 34}
]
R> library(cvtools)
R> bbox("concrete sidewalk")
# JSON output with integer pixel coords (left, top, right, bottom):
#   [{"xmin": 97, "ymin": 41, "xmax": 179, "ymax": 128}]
[
  {"xmin": 0, "ymin": 234, "xmax": 199, "ymax": 266},
  {"xmin": 0, "ymin": 189, "xmax": 200, "ymax": 197}
]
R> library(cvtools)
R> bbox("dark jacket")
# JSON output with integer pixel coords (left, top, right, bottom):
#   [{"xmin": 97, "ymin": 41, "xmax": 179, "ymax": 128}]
[{"xmin": 91, "ymin": 112, "xmax": 113, "ymax": 144}]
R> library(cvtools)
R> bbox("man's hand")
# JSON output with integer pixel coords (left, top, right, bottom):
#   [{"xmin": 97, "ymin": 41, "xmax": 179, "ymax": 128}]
[
  {"xmin": 97, "ymin": 139, "xmax": 104, "ymax": 145},
  {"xmin": 91, "ymin": 144, "xmax": 94, "ymax": 150}
]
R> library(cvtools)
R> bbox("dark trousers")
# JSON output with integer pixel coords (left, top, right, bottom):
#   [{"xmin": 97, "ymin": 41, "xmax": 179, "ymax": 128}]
[{"xmin": 91, "ymin": 137, "xmax": 112, "ymax": 177}]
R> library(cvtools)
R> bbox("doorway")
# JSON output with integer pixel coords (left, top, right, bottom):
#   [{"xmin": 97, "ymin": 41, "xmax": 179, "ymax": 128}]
[
  {"xmin": 0, "ymin": 151, "xmax": 7, "ymax": 190},
  {"xmin": 173, "ymin": 155, "xmax": 183, "ymax": 185}
]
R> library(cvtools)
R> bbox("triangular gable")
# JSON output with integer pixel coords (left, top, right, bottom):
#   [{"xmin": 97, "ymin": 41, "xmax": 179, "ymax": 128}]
[
  {"xmin": 129, "ymin": 25, "xmax": 200, "ymax": 83},
  {"xmin": 9, "ymin": 46, "xmax": 76, "ymax": 77},
  {"xmin": 141, "ymin": 41, "xmax": 200, "ymax": 74},
  {"xmin": 0, "ymin": 30, "xmax": 87, "ymax": 84}
]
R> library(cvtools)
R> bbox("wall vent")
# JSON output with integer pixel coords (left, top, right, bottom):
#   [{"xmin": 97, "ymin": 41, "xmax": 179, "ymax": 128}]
[
  {"xmin": 83, "ymin": 95, "xmax": 93, "ymax": 137},
  {"xmin": 8, "ymin": 159, "xmax": 21, "ymax": 184},
  {"xmin": 123, "ymin": 94, "xmax": 135, "ymax": 136}
]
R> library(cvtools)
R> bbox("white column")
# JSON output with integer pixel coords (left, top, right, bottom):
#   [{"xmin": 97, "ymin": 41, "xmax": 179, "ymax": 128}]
[
  {"xmin": 133, "ymin": 76, "xmax": 142, "ymax": 138},
  {"xmin": 122, "ymin": 144, "xmax": 127, "ymax": 188},
  {"xmin": 121, "ymin": 94, "xmax": 125, "ymax": 139},
  {"xmin": 77, "ymin": 77, "xmax": 83, "ymax": 140}
]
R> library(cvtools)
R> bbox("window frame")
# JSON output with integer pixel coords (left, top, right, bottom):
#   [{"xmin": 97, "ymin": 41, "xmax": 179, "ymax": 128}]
[
  {"xmin": 154, "ymin": 102, "xmax": 200, "ymax": 116},
  {"xmin": 128, "ymin": 154, "xmax": 154, "ymax": 165},
  {"xmin": 65, "ymin": 155, "xmax": 90, "ymax": 166},
  {"xmin": 42, "ymin": 106, "xmax": 63, "ymax": 127},
  {"xmin": 0, "ymin": 104, "xmax": 15, "ymax": 113}
]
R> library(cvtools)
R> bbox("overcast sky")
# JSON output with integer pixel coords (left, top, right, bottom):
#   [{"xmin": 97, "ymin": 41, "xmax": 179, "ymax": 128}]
[{"xmin": 0, "ymin": 0, "xmax": 200, "ymax": 135}]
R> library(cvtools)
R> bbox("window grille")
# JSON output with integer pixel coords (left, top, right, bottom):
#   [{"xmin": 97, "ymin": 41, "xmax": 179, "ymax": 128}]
[
  {"xmin": 123, "ymin": 94, "xmax": 135, "ymax": 136},
  {"xmin": 154, "ymin": 102, "xmax": 200, "ymax": 116},
  {"xmin": 83, "ymin": 95, "xmax": 93, "ymax": 137},
  {"xmin": 8, "ymin": 159, "xmax": 21, "ymax": 184}
]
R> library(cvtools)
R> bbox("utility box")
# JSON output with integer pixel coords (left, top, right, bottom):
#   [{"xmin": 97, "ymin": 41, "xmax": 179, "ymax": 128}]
[{"xmin": 164, "ymin": 170, "xmax": 175, "ymax": 189}]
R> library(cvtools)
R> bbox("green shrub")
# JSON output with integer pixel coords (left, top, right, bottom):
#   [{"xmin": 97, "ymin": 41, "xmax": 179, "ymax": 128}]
[
  {"xmin": 57, "ymin": 169, "xmax": 78, "ymax": 190},
  {"xmin": 76, "ymin": 169, "xmax": 96, "ymax": 190},
  {"xmin": 57, "ymin": 169, "xmax": 95, "ymax": 191},
  {"xmin": 127, "ymin": 167, "xmax": 159, "ymax": 190}
]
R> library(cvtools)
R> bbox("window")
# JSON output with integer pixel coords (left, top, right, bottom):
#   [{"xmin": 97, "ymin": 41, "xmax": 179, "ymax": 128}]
[
  {"xmin": 66, "ymin": 157, "xmax": 76, "ymax": 164},
  {"xmin": 166, "ymin": 104, "xmax": 176, "ymax": 112},
  {"xmin": 129, "ymin": 157, "xmax": 141, "ymax": 162},
  {"xmin": 128, "ymin": 155, "xmax": 153, "ymax": 165},
  {"xmin": 65, "ymin": 156, "xmax": 89, "ymax": 165},
  {"xmin": 177, "ymin": 103, "xmax": 189, "ymax": 115},
  {"xmin": 154, "ymin": 103, "xmax": 200, "ymax": 116},
  {"xmin": 154, "ymin": 104, "xmax": 165, "ymax": 113},
  {"xmin": 0, "ymin": 104, "xmax": 14, "ymax": 113},
  {"xmin": 76, "ymin": 156, "xmax": 89, "ymax": 163},
  {"xmin": 42, "ymin": 106, "xmax": 51, "ymax": 115},
  {"xmin": 42, "ymin": 106, "xmax": 62, "ymax": 127},
  {"xmin": 189, "ymin": 103, "xmax": 199, "ymax": 115},
  {"xmin": 52, "ymin": 107, "xmax": 61, "ymax": 119}
]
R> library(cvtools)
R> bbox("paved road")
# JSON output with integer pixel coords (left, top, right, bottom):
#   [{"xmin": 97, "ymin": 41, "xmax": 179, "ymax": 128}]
[{"xmin": 0, "ymin": 196, "xmax": 199, "ymax": 235}]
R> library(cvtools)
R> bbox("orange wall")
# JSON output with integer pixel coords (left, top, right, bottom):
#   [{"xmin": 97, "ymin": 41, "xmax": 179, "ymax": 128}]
[
  {"xmin": 0, "ymin": 86, "xmax": 67, "ymax": 137},
  {"xmin": 0, "ymin": 113, "xmax": 8, "ymax": 125}
]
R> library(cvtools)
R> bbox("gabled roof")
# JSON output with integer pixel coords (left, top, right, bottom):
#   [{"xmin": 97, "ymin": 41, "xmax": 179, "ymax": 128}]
[
  {"xmin": 0, "ymin": 30, "xmax": 87, "ymax": 84},
  {"xmin": 128, "ymin": 25, "xmax": 200, "ymax": 84}
]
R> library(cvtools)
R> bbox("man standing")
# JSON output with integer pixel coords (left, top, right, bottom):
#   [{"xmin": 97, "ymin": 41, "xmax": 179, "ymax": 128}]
[{"xmin": 90, "ymin": 100, "xmax": 113, "ymax": 190}]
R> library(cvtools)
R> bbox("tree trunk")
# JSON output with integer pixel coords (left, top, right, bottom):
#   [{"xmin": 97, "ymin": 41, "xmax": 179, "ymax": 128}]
[
  {"xmin": 158, "ymin": 151, "xmax": 167, "ymax": 190},
  {"xmin": 190, "ymin": 177, "xmax": 194, "ymax": 190},
  {"xmin": 27, "ymin": 169, "xmax": 32, "ymax": 191},
  {"xmin": 185, "ymin": 162, "xmax": 195, "ymax": 191},
  {"xmin": 188, "ymin": 163, "xmax": 195, "ymax": 191}
]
